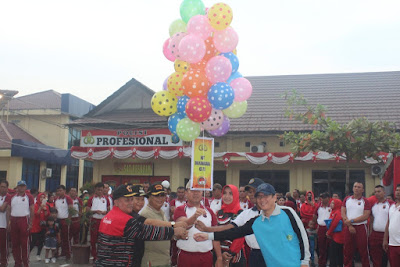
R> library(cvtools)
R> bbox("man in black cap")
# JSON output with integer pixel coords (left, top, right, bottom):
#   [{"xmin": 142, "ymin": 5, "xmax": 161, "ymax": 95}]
[
  {"xmin": 95, "ymin": 184, "xmax": 188, "ymax": 267},
  {"xmin": 195, "ymin": 178, "xmax": 267, "ymax": 267}
]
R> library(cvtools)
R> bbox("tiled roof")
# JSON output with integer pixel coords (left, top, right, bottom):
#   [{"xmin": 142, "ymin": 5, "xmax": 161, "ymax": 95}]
[
  {"xmin": 9, "ymin": 90, "xmax": 61, "ymax": 110},
  {"xmin": 232, "ymin": 71, "xmax": 400, "ymax": 132},
  {"xmin": 0, "ymin": 121, "xmax": 42, "ymax": 149},
  {"xmin": 70, "ymin": 71, "xmax": 400, "ymax": 133}
]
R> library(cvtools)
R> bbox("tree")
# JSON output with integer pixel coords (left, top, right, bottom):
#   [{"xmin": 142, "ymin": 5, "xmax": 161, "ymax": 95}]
[{"xmin": 281, "ymin": 90, "xmax": 400, "ymax": 195}]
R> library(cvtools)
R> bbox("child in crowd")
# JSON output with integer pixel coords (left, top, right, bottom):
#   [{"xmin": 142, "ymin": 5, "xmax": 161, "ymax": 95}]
[
  {"xmin": 44, "ymin": 217, "xmax": 60, "ymax": 263},
  {"xmin": 307, "ymin": 220, "xmax": 318, "ymax": 266}
]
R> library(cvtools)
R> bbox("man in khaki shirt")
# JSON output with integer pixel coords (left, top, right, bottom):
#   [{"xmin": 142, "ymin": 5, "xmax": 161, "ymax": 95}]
[{"xmin": 139, "ymin": 183, "xmax": 171, "ymax": 267}]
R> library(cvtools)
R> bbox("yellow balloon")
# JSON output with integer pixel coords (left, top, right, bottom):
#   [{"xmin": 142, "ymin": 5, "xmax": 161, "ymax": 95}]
[
  {"xmin": 174, "ymin": 59, "xmax": 189, "ymax": 73},
  {"xmin": 167, "ymin": 71, "xmax": 185, "ymax": 97},
  {"xmin": 207, "ymin": 3, "xmax": 233, "ymax": 31},
  {"xmin": 151, "ymin": 91, "xmax": 178, "ymax": 116}
]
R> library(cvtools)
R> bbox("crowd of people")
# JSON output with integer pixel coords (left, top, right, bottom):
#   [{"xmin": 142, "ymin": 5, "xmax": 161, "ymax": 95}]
[{"xmin": 0, "ymin": 178, "xmax": 399, "ymax": 267}]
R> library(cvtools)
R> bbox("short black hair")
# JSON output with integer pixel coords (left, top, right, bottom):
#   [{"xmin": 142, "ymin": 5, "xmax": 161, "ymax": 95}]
[
  {"xmin": 57, "ymin": 185, "xmax": 66, "ymax": 191},
  {"xmin": 0, "ymin": 180, "xmax": 8, "ymax": 187},
  {"xmin": 396, "ymin": 184, "xmax": 400, "ymax": 188},
  {"xmin": 47, "ymin": 216, "xmax": 55, "ymax": 222},
  {"xmin": 177, "ymin": 186, "xmax": 185, "ymax": 191},
  {"xmin": 375, "ymin": 185, "xmax": 385, "ymax": 190},
  {"xmin": 95, "ymin": 182, "xmax": 104, "ymax": 189},
  {"xmin": 30, "ymin": 188, "xmax": 38, "ymax": 195},
  {"xmin": 50, "ymin": 208, "xmax": 58, "ymax": 214},
  {"xmin": 320, "ymin": 192, "xmax": 330, "ymax": 199}
]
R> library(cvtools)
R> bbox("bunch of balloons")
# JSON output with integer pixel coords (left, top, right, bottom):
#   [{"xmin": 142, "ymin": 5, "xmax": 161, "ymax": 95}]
[{"xmin": 151, "ymin": 0, "xmax": 253, "ymax": 142}]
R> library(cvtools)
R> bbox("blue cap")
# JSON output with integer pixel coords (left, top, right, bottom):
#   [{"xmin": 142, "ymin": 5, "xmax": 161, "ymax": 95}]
[
  {"xmin": 245, "ymin": 178, "xmax": 264, "ymax": 190},
  {"xmin": 17, "ymin": 180, "xmax": 27, "ymax": 186},
  {"xmin": 255, "ymin": 183, "xmax": 276, "ymax": 197}
]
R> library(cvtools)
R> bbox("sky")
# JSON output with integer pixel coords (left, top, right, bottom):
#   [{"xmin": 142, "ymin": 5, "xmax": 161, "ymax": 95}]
[{"xmin": 1, "ymin": 0, "xmax": 400, "ymax": 105}]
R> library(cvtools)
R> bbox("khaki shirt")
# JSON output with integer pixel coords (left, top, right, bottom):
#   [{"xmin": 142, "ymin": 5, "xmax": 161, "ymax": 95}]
[{"xmin": 139, "ymin": 204, "xmax": 170, "ymax": 267}]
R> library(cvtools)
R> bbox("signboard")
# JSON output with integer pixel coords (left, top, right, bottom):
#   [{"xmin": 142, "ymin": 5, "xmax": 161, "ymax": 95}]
[
  {"xmin": 190, "ymin": 137, "xmax": 214, "ymax": 191},
  {"xmin": 114, "ymin": 163, "xmax": 153, "ymax": 176},
  {"xmin": 80, "ymin": 129, "xmax": 182, "ymax": 147}
]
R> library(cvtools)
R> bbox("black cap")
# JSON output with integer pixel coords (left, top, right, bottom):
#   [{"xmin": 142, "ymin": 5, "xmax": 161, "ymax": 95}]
[
  {"xmin": 113, "ymin": 184, "xmax": 136, "ymax": 200},
  {"xmin": 147, "ymin": 183, "xmax": 165, "ymax": 197},
  {"xmin": 131, "ymin": 185, "xmax": 146, "ymax": 196},
  {"xmin": 245, "ymin": 178, "xmax": 264, "ymax": 191},
  {"xmin": 255, "ymin": 183, "xmax": 276, "ymax": 197}
]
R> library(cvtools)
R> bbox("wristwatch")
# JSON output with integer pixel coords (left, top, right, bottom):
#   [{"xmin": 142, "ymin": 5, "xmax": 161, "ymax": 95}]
[
  {"xmin": 350, "ymin": 219, "xmax": 354, "ymax": 224},
  {"xmin": 171, "ymin": 221, "xmax": 176, "ymax": 227}
]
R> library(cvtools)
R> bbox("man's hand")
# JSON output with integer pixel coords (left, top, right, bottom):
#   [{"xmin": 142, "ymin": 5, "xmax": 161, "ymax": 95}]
[
  {"xmin": 173, "ymin": 227, "xmax": 188, "ymax": 240},
  {"xmin": 193, "ymin": 232, "xmax": 209, "ymax": 242},
  {"xmin": 343, "ymin": 218, "xmax": 352, "ymax": 227},
  {"xmin": 222, "ymin": 252, "xmax": 233, "ymax": 263},
  {"xmin": 195, "ymin": 220, "xmax": 208, "ymax": 232},
  {"xmin": 194, "ymin": 208, "xmax": 206, "ymax": 218},
  {"xmin": 326, "ymin": 233, "xmax": 332, "ymax": 239},
  {"xmin": 174, "ymin": 221, "xmax": 187, "ymax": 229},
  {"xmin": 215, "ymin": 257, "xmax": 223, "ymax": 267},
  {"xmin": 349, "ymin": 225, "xmax": 356, "ymax": 234},
  {"xmin": 383, "ymin": 239, "xmax": 389, "ymax": 252}
]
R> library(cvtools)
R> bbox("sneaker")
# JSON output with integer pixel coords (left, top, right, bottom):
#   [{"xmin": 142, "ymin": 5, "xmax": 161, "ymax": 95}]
[
  {"xmin": 51, "ymin": 257, "xmax": 56, "ymax": 263},
  {"xmin": 36, "ymin": 255, "xmax": 41, "ymax": 261},
  {"xmin": 45, "ymin": 259, "xmax": 50, "ymax": 263}
]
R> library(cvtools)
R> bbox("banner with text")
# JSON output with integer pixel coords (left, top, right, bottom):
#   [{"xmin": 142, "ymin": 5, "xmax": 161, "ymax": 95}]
[
  {"xmin": 80, "ymin": 129, "xmax": 182, "ymax": 147},
  {"xmin": 190, "ymin": 137, "xmax": 214, "ymax": 191}
]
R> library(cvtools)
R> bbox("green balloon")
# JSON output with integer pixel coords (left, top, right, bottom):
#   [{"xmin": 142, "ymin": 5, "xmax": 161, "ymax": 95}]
[
  {"xmin": 176, "ymin": 118, "xmax": 201, "ymax": 141},
  {"xmin": 180, "ymin": 0, "xmax": 205, "ymax": 24},
  {"xmin": 169, "ymin": 19, "xmax": 187, "ymax": 37},
  {"xmin": 223, "ymin": 101, "xmax": 248, "ymax": 119}
]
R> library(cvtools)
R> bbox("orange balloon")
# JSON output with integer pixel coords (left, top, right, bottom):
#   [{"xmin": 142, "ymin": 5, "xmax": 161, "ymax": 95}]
[
  {"xmin": 182, "ymin": 70, "xmax": 210, "ymax": 98},
  {"xmin": 203, "ymin": 37, "xmax": 218, "ymax": 61},
  {"xmin": 190, "ymin": 59, "xmax": 208, "ymax": 72}
]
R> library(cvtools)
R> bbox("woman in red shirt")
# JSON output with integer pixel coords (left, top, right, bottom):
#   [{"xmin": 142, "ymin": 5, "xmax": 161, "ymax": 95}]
[
  {"xmin": 300, "ymin": 191, "xmax": 316, "ymax": 228},
  {"xmin": 326, "ymin": 198, "xmax": 344, "ymax": 267},
  {"xmin": 30, "ymin": 193, "xmax": 49, "ymax": 261}
]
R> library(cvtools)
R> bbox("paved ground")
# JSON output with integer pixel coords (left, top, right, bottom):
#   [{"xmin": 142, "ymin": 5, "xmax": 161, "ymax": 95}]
[{"xmin": 8, "ymin": 247, "xmax": 93, "ymax": 267}]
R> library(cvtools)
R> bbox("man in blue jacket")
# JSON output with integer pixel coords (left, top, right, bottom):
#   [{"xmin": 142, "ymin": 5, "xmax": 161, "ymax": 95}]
[{"xmin": 194, "ymin": 183, "xmax": 310, "ymax": 267}]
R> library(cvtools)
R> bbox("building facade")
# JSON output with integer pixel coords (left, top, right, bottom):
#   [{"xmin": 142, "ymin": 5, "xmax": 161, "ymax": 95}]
[{"xmin": 70, "ymin": 71, "xmax": 400, "ymax": 197}]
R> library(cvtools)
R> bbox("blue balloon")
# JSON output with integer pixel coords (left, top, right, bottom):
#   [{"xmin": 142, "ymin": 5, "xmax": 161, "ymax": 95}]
[
  {"xmin": 207, "ymin": 82, "xmax": 235, "ymax": 110},
  {"xmin": 168, "ymin": 112, "xmax": 185, "ymax": 134},
  {"xmin": 177, "ymin": 95, "xmax": 190, "ymax": 116},
  {"xmin": 221, "ymin": 52, "xmax": 239, "ymax": 74},
  {"xmin": 227, "ymin": 71, "xmax": 243, "ymax": 84}
]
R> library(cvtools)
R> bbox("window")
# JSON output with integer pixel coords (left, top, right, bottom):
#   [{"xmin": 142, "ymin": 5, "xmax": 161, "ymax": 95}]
[
  {"xmin": 240, "ymin": 170, "xmax": 290, "ymax": 194},
  {"xmin": 68, "ymin": 128, "xmax": 81, "ymax": 149},
  {"xmin": 66, "ymin": 159, "xmax": 79, "ymax": 189},
  {"xmin": 83, "ymin": 161, "xmax": 93, "ymax": 184},
  {"xmin": 213, "ymin": 171, "xmax": 226, "ymax": 186},
  {"xmin": 312, "ymin": 170, "xmax": 365, "ymax": 199},
  {"xmin": 46, "ymin": 164, "xmax": 62, "ymax": 192},
  {"xmin": 22, "ymin": 159, "xmax": 40, "ymax": 189}
]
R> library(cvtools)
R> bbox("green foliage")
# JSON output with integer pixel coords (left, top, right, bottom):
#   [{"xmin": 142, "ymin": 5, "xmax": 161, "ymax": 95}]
[
  {"xmin": 80, "ymin": 182, "xmax": 94, "ymax": 195},
  {"xmin": 281, "ymin": 90, "xmax": 400, "ymax": 194}
]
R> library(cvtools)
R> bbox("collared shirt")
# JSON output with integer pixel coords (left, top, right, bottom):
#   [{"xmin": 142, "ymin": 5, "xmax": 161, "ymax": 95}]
[
  {"xmin": 174, "ymin": 203, "xmax": 217, "ymax": 252},
  {"xmin": 342, "ymin": 195, "xmax": 371, "ymax": 225},
  {"xmin": 170, "ymin": 199, "xmax": 186, "ymax": 208},
  {"xmin": 210, "ymin": 198, "xmax": 222, "ymax": 214},
  {"xmin": 0, "ymin": 194, "xmax": 9, "ymax": 228},
  {"xmin": 139, "ymin": 205, "xmax": 170, "ymax": 267},
  {"xmin": 161, "ymin": 201, "xmax": 170, "ymax": 221},
  {"xmin": 7, "ymin": 193, "xmax": 34, "ymax": 217},
  {"xmin": 55, "ymin": 195, "xmax": 73, "ymax": 219},
  {"xmin": 240, "ymin": 199, "xmax": 253, "ymax": 210},
  {"xmin": 231, "ymin": 206, "xmax": 260, "ymax": 249},
  {"xmin": 314, "ymin": 203, "xmax": 331, "ymax": 226},
  {"xmin": 371, "ymin": 199, "xmax": 392, "ymax": 232},
  {"xmin": 88, "ymin": 195, "xmax": 109, "ymax": 219},
  {"xmin": 388, "ymin": 203, "xmax": 400, "ymax": 246},
  {"xmin": 71, "ymin": 197, "xmax": 83, "ymax": 218}
]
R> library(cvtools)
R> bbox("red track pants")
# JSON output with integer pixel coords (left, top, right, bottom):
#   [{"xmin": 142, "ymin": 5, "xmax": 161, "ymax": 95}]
[
  {"xmin": 317, "ymin": 225, "xmax": 329, "ymax": 267},
  {"xmin": 369, "ymin": 230, "xmax": 387, "ymax": 267},
  {"xmin": 0, "ymin": 228, "xmax": 8, "ymax": 267},
  {"xmin": 343, "ymin": 224, "xmax": 370, "ymax": 267},
  {"xmin": 10, "ymin": 216, "xmax": 30, "ymax": 267},
  {"xmin": 177, "ymin": 250, "xmax": 213, "ymax": 267},
  {"xmin": 90, "ymin": 218, "xmax": 101, "ymax": 259},
  {"xmin": 69, "ymin": 218, "xmax": 80, "ymax": 245},
  {"xmin": 59, "ymin": 219, "xmax": 71, "ymax": 259},
  {"xmin": 388, "ymin": 245, "xmax": 400, "ymax": 267}
]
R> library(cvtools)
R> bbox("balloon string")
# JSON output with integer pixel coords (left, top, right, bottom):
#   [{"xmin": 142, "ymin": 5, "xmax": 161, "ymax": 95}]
[{"xmin": 202, "ymin": 129, "xmax": 206, "ymax": 205}]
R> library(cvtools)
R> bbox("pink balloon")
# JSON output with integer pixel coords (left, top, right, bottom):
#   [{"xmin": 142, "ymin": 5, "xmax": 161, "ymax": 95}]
[
  {"xmin": 201, "ymin": 109, "xmax": 224, "ymax": 131},
  {"xmin": 163, "ymin": 38, "xmax": 175, "ymax": 62},
  {"xmin": 213, "ymin": 27, "xmax": 239, "ymax": 53},
  {"xmin": 178, "ymin": 34, "xmax": 206, "ymax": 64},
  {"xmin": 169, "ymin": 32, "xmax": 187, "ymax": 59},
  {"xmin": 230, "ymin": 77, "xmax": 253, "ymax": 101},
  {"xmin": 205, "ymin": 56, "xmax": 232, "ymax": 84},
  {"xmin": 187, "ymin": 15, "xmax": 213, "ymax": 40}
]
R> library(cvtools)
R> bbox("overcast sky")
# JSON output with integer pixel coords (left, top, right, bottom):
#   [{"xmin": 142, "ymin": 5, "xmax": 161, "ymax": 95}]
[{"xmin": 1, "ymin": 0, "xmax": 400, "ymax": 105}]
